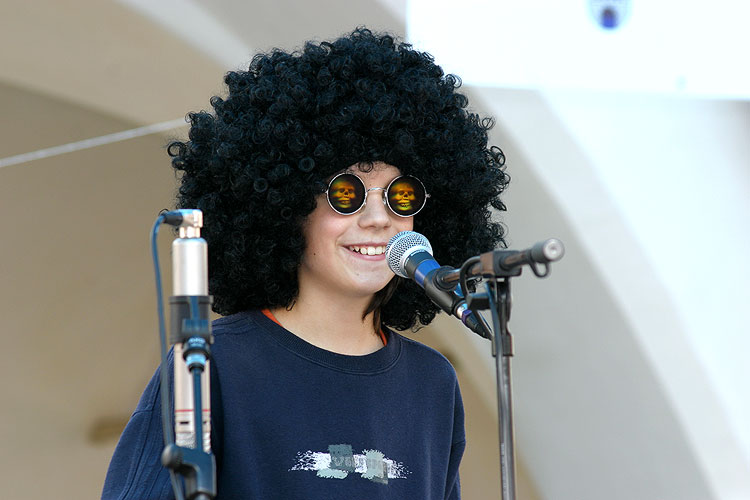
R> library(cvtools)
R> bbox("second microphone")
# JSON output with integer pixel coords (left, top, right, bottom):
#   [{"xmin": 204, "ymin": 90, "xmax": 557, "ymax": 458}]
[{"xmin": 385, "ymin": 231, "xmax": 490, "ymax": 339}]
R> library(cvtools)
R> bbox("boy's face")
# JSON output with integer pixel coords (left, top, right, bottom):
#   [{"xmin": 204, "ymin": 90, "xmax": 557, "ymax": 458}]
[{"xmin": 299, "ymin": 162, "xmax": 413, "ymax": 299}]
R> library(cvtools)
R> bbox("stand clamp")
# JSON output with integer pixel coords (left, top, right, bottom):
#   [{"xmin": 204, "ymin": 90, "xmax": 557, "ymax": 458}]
[{"xmin": 165, "ymin": 295, "xmax": 216, "ymax": 500}]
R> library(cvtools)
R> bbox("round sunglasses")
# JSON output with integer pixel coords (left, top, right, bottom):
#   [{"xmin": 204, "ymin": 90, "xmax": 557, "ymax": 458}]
[{"xmin": 325, "ymin": 172, "xmax": 429, "ymax": 217}]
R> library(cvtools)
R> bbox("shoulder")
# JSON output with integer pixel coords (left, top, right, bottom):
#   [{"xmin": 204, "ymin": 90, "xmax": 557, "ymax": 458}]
[
  {"xmin": 392, "ymin": 330, "xmax": 455, "ymax": 367},
  {"xmin": 211, "ymin": 310, "xmax": 255, "ymax": 334},
  {"xmin": 390, "ymin": 330, "xmax": 459, "ymax": 384},
  {"xmin": 210, "ymin": 309, "xmax": 277, "ymax": 341},
  {"xmin": 208, "ymin": 310, "xmax": 274, "ymax": 365}
]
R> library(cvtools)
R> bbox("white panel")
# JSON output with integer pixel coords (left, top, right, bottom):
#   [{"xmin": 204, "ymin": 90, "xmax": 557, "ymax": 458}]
[{"xmin": 408, "ymin": 0, "xmax": 750, "ymax": 99}]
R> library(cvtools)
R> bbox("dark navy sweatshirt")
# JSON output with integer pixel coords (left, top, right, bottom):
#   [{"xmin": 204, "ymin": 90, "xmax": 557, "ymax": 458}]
[{"xmin": 102, "ymin": 309, "xmax": 465, "ymax": 499}]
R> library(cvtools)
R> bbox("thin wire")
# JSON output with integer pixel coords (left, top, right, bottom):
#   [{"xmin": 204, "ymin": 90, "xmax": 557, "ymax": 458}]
[
  {"xmin": 151, "ymin": 215, "xmax": 186, "ymax": 500},
  {"xmin": 0, "ymin": 118, "xmax": 188, "ymax": 169},
  {"xmin": 460, "ymin": 256, "xmax": 481, "ymax": 302}
]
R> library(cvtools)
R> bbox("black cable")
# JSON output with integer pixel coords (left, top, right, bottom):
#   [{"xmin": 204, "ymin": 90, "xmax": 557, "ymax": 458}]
[
  {"xmin": 151, "ymin": 215, "xmax": 186, "ymax": 500},
  {"xmin": 459, "ymin": 256, "xmax": 481, "ymax": 304}
]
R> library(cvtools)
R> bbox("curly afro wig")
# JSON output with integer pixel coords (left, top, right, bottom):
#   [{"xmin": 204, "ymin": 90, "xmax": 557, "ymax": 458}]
[{"xmin": 168, "ymin": 28, "xmax": 509, "ymax": 331}]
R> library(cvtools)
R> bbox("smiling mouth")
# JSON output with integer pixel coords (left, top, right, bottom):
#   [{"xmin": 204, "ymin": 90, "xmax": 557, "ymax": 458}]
[{"xmin": 347, "ymin": 245, "xmax": 385, "ymax": 256}]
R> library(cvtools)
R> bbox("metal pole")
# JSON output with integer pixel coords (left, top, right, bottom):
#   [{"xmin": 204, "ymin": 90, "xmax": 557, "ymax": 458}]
[{"xmin": 487, "ymin": 280, "xmax": 516, "ymax": 499}]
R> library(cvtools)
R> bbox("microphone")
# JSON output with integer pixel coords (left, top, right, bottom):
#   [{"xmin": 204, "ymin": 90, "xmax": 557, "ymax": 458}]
[
  {"xmin": 492, "ymin": 239, "xmax": 565, "ymax": 273},
  {"xmin": 461, "ymin": 238, "xmax": 565, "ymax": 279},
  {"xmin": 167, "ymin": 210, "xmax": 212, "ymax": 453},
  {"xmin": 385, "ymin": 231, "xmax": 490, "ymax": 339}
]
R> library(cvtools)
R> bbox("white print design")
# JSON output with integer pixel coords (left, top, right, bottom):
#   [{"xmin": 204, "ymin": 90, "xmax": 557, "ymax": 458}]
[{"xmin": 290, "ymin": 447, "xmax": 409, "ymax": 483}]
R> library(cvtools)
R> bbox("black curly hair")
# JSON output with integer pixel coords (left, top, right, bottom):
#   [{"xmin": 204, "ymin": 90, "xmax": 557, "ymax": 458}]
[{"xmin": 168, "ymin": 27, "xmax": 509, "ymax": 331}]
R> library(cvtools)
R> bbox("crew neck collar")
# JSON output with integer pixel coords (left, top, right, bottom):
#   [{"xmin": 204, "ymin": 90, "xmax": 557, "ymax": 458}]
[{"xmin": 233, "ymin": 309, "xmax": 402, "ymax": 374}]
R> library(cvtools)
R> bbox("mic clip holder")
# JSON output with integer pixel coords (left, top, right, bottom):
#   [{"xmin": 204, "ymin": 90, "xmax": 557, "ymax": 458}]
[
  {"xmin": 169, "ymin": 295, "xmax": 213, "ymax": 345},
  {"xmin": 480, "ymin": 250, "xmax": 524, "ymax": 279},
  {"xmin": 166, "ymin": 294, "xmax": 216, "ymax": 500},
  {"xmin": 466, "ymin": 282, "xmax": 513, "ymax": 358}
]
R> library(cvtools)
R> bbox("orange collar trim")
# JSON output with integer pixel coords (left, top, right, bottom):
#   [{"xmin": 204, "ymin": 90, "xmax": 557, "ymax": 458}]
[{"xmin": 261, "ymin": 308, "xmax": 387, "ymax": 347}]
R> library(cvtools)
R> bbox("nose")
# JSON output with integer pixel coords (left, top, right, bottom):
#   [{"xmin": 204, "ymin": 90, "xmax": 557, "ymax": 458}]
[{"xmin": 358, "ymin": 188, "xmax": 391, "ymax": 229}]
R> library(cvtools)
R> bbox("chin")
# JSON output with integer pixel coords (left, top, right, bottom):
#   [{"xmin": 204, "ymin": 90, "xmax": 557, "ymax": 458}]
[{"xmin": 351, "ymin": 277, "xmax": 393, "ymax": 297}]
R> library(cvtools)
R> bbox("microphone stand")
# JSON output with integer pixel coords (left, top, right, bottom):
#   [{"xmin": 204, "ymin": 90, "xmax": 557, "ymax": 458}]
[
  {"xmin": 461, "ymin": 243, "xmax": 563, "ymax": 500},
  {"xmin": 386, "ymin": 231, "xmax": 562, "ymax": 499},
  {"xmin": 163, "ymin": 295, "xmax": 215, "ymax": 500},
  {"xmin": 160, "ymin": 210, "xmax": 217, "ymax": 500}
]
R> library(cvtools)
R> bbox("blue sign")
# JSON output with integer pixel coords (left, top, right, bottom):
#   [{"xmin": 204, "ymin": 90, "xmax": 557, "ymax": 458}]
[{"xmin": 589, "ymin": 0, "xmax": 631, "ymax": 30}]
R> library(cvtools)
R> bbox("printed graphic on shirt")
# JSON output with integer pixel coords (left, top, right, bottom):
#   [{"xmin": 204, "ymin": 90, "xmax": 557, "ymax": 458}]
[{"xmin": 290, "ymin": 444, "xmax": 409, "ymax": 484}]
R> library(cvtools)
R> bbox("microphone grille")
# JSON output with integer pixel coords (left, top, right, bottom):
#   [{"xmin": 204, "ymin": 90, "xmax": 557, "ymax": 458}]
[{"xmin": 385, "ymin": 231, "xmax": 433, "ymax": 278}]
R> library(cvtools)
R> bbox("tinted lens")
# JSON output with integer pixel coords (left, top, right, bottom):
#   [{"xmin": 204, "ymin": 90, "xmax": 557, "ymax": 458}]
[
  {"xmin": 387, "ymin": 176, "xmax": 426, "ymax": 216},
  {"xmin": 327, "ymin": 173, "xmax": 366, "ymax": 214}
]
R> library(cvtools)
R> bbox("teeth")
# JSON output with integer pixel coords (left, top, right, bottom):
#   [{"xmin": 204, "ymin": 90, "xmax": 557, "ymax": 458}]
[{"xmin": 349, "ymin": 246, "xmax": 384, "ymax": 255}]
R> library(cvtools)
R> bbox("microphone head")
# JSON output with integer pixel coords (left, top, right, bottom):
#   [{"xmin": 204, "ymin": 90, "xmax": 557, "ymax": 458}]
[{"xmin": 385, "ymin": 231, "xmax": 433, "ymax": 278}]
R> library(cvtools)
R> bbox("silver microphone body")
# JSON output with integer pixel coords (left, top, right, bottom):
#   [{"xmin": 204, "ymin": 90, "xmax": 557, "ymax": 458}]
[{"xmin": 172, "ymin": 211, "xmax": 211, "ymax": 452}]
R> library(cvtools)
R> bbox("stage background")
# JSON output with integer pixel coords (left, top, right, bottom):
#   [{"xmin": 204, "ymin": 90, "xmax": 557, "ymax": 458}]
[{"xmin": 1, "ymin": 1, "xmax": 747, "ymax": 498}]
